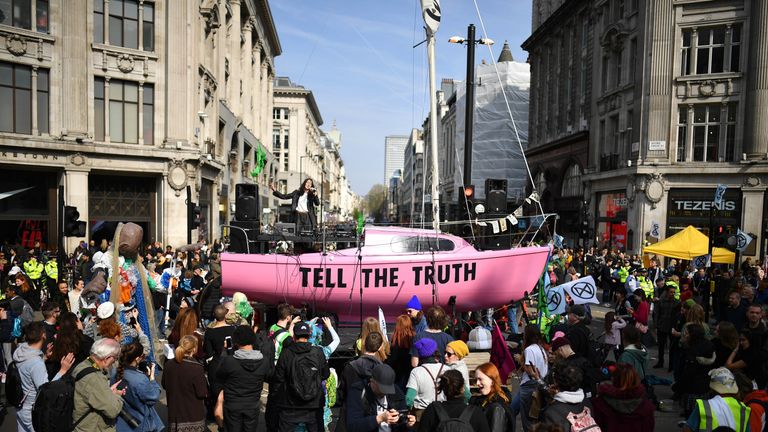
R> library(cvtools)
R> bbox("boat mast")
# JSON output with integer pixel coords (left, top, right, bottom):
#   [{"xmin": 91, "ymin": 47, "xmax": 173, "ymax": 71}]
[{"xmin": 421, "ymin": 0, "xmax": 441, "ymax": 231}]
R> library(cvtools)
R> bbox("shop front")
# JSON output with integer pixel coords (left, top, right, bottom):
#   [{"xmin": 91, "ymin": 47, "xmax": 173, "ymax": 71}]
[
  {"xmin": 666, "ymin": 188, "xmax": 742, "ymax": 237},
  {"xmin": 0, "ymin": 168, "xmax": 59, "ymax": 248},
  {"xmin": 88, "ymin": 174, "xmax": 158, "ymax": 244},
  {"xmin": 595, "ymin": 191, "xmax": 629, "ymax": 250}
]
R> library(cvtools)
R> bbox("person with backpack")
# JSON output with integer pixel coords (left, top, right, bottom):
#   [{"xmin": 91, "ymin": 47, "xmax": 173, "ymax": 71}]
[
  {"xmin": 591, "ymin": 363, "xmax": 655, "ymax": 432},
  {"xmin": 469, "ymin": 362, "xmax": 514, "ymax": 432},
  {"xmin": 113, "ymin": 340, "xmax": 163, "ymax": 432},
  {"xmin": 274, "ymin": 321, "xmax": 330, "ymax": 432},
  {"xmin": 540, "ymin": 363, "xmax": 594, "ymax": 432},
  {"xmin": 336, "ymin": 332, "xmax": 386, "ymax": 432},
  {"xmin": 346, "ymin": 363, "xmax": 415, "ymax": 432},
  {"xmin": 216, "ymin": 325, "xmax": 272, "ymax": 432},
  {"xmin": 406, "ymin": 338, "xmax": 446, "ymax": 422},
  {"xmin": 12, "ymin": 321, "xmax": 75, "ymax": 432},
  {"xmin": 265, "ymin": 303, "xmax": 298, "ymax": 431},
  {"xmin": 417, "ymin": 370, "xmax": 490, "ymax": 432},
  {"xmin": 71, "ymin": 338, "xmax": 125, "ymax": 432}
]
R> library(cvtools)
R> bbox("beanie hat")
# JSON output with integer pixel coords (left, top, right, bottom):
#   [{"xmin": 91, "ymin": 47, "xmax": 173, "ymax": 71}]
[
  {"xmin": 447, "ymin": 340, "xmax": 469, "ymax": 359},
  {"xmin": 97, "ymin": 302, "xmax": 115, "ymax": 319},
  {"xmin": 551, "ymin": 336, "xmax": 571, "ymax": 352},
  {"xmin": 406, "ymin": 295, "xmax": 422, "ymax": 311},
  {"xmin": 414, "ymin": 338, "xmax": 438, "ymax": 358}
]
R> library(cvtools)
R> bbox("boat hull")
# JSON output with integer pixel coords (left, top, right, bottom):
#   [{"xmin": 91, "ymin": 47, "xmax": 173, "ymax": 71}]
[{"xmin": 221, "ymin": 244, "xmax": 551, "ymax": 323}]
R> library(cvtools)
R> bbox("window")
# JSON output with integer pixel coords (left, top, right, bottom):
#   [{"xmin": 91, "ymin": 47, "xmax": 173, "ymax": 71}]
[
  {"xmin": 681, "ymin": 26, "xmax": 740, "ymax": 76},
  {"xmin": 283, "ymin": 109, "xmax": 289, "ymax": 120},
  {"xmin": 601, "ymin": 56, "xmax": 609, "ymax": 92},
  {"xmin": 36, "ymin": 68, "xmax": 48, "ymax": 134},
  {"xmin": 95, "ymin": 77, "xmax": 147, "ymax": 144},
  {"xmin": 725, "ymin": 104, "xmax": 737, "ymax": 162},
  {"xmin": 142, "ymin": 2, "xmax": 153, "ymax": 51},
  {"xmin": 0, "ymin": 62, "xmax": 31, "ymax": 134},
  {"xmin": 615, "ymin": 0, "xmax": 624, "ymax": 21},
  {"xmin": 273, "ymin": 108, "xmax": 281, "ymax": 120},
  {"xmin": 677, "ymin": 106, "xmax": 688, "ymax": 162},
  {"xmin": 561, "ymin": 164, "xmax": 582, "ymax": 197},
  {"xmin": 0, "ymin": 0, "xmax": 48, "ymax": 31},
  {"xmin": 94, "ymin": 0, "xmax": 104, "ymax": 43},
  {"xmin": 534, "ymin": 171, "xmax": 546, "ymax": 193},
  {"xmin": 610, "ymin": 115, "xmax": 620, "ymax": 154},
  {"xmin": 142, "ymin": 84, "xmax": 153, "ymax": 144},
  {"xmin": 283, "ymin": 133, "xmax": 289, "ymax": 149},
  {"xmin": 99, "ymin": 0, "xmax": 154, "ymax": 50},
  {"xmin": 626, "ymin": 109, "xmax": 633, "ymax": 145},
  {"xmin": 692, "ymin": 105, "xmax": 718, "ymax": 161},
  {"xmin": 272, "ymin": 128, "xmax": 280, "ymax": 149},
  {"xmin": 615, "ymin": 48, "xmax": 623, "ymax": 87},
  {"xmin": 283, "ymin": 154, "xmax": 288, "ymax": 171},
  {"xmin": 730, "ymin": 24, "xmax": 742, "ymax": 72},
  {"xmin": 629, "ymin": 38, "xmax": 637, "ymax": 82}
]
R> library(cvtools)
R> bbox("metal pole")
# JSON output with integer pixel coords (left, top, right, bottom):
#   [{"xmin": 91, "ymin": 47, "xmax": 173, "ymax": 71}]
[
  {"xmin": 426, "ymin": 25, "xmax": 441, "ymax": 230},
  {"xmin": 57, "ymin": 185, "xmax": 64, "ymax": 284},
  {"xmin": 463, "ymin": 24, "xmax": 476, "ymax": 189},
  {"xmin": 706, "ymin": 204, "xmax": 715, "ymax": 322}
]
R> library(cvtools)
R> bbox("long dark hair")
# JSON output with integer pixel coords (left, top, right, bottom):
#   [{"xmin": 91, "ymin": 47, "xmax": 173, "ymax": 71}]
[
  {"xmin": 116, "ymin": 340, "xmax": 144, "ymax": 382},
  {"xmin": 50, "ymin": 312, "xmax": 81, "ymax": 364},
  {"xmin": 301, "ymin": 178, "xmax": 314, "ymax": 192},
  {"xmin": 523, "ymin": 324, "xmax": 541, "ymax": 348}
]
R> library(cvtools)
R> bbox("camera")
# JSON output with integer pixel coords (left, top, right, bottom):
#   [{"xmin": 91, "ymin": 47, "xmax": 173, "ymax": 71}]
[
  {"xmin": 137, "ymin": 360, "xmax": 151, "ymax": 376},
  {"xmin": 119, "ymin": 407, "xmax": 139, "ymax": 428}
]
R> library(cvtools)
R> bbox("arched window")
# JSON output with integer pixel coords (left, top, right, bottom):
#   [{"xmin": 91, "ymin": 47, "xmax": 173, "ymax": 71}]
[
  {"xmin": 561, "ymin": 163, "xmax": 583, "ymax": 197},
  {"xmin": 534, "ymin": 171, "xmax": 547, "ymax": 193}
]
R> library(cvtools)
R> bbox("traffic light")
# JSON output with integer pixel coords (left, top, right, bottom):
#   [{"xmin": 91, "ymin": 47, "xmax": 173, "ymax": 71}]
[
  {"xmin": 188, "ymin": 202, "xmax": 201, "ymax": 230},
  {"xmin": 63, "ymin": 206, "xmax": 86, "ymax": 237},
  {"xmin": 458, "ymin": 185, "xmax": 475, "ymax": 237},
  {"xmin": 713, "ymin": 225, "xmax": 727, "ymax": 247}
]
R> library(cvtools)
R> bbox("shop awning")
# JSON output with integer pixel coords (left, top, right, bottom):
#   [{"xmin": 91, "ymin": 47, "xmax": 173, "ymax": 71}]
[{"xmin": 643, "ymin": 225, "xmax": 735, "ymax": 264}]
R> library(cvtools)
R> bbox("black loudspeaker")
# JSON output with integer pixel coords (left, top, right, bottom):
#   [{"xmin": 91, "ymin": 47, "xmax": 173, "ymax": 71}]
[
  {"xmin": 235, "ymin": 183, "xmax": 259, "ymax": 221},
  {"xmin": 485, "ymin": 178, "xmax": 507, "ymax": 213},
  {"xmin": 228, "ymin": 220, "xmax": 259, "ymax": 253},
  {"xmin": 480, "ymin": 226, "xmax": 512, "ymax": 250}
]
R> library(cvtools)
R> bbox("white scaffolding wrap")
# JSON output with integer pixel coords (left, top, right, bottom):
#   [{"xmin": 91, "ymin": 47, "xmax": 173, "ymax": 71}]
[{"xmin": 454, "ymin": 60, "xmax": 530, "ymax": 202}]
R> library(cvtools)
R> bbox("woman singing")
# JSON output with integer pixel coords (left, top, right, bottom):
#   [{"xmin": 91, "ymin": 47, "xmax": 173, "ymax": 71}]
[{"xmin": 270, "ymin": 178, "xmax": 320, "ymax": 234}]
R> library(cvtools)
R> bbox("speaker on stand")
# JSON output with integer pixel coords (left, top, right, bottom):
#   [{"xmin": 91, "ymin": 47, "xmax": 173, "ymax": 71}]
[
  {"xmin": 481, "ymin": 178, "xmax": 511, "ymax": 250},
  {"xmin": 235, "ymin": 183, "xmax": 259, "ymax": 221}
]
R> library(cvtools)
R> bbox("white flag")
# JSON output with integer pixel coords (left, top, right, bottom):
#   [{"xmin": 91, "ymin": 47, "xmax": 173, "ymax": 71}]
[
  {"xmin": 419, "ymin": 0, "xmax": 441, "ymax": 34},
  {"xmin": 559, "ymin": 275, "xmax": 599, "ymax": 305},
  {"xmin": 506, "ymin": 214, "xmax": 518, "ymax": 226},
  {"xmin": 490, "ymin": 221, "xmax": 500, "ymax": 234},
  {"xmin": 692, "ymin": 254, "xmax": 711, "ymax": 269},
  {"xmin": 378, "ymin": 307, "xmax": 389, "ymax": 343},
  {"xmin": 499, "ymin": 218, "xmax": 507, "ymax": 232},
  {"xmin": 513, "ymin": 206, "xmax": 523, "ymax": 218},
  {"xmin": 736, "ymin": 229, "xmax": 753, "ymax": 252},
  {"xmin": 714, "ymin": 184, "xmax": 727, "ymax": 207},
  {"xmin": 649, "ymin": 221, "xmax": 660, "ymax": 239}
]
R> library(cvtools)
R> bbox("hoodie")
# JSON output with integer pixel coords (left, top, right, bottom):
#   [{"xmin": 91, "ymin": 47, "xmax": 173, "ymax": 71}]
[
  {"xmin": 592, "ymin": 383, "xmax": 656, "ymax": 432},
  {"xmin": 216, "ymin": 348, "xmax": 269, "ymax": 408},
  {"xmin": 541, "ymin": 389, "xmax": 591, "ymax": 432},
  {"xmin": 618, "ymin": 345, "xmax": 649, "ymax": 379},
  {"xmin": 14, "ymin": 342, "xmax": 64, "ymax": 431}
]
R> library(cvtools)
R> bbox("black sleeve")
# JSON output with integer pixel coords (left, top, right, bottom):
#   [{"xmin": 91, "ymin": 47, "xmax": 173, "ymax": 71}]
[
  {"xmin": 417, "ymin": 404, "xmax": 438, "ymax": 432},
  {"xmin": 318, "ymin": 349, "xmax": 330, "ymax": 380},
  {"xmin": 310, "ymin": 192, "xmax": 320, "ymax": 206},
  {"xmin": 471, "ymin": 406, "xmax": 492, "ymax": 432},
  {"xmin": 272, "ymin": 189, "xmax": 294, "ymax": 200}
]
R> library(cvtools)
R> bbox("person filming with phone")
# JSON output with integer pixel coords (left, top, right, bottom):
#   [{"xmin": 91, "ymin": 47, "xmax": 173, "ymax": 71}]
[
  {"xmin": 270, "ymin": 177, "xmax": 320, "ymax": 234},
  {"xmin": 113, "ymin": 340, "xmax": 163, "ymax": 432},
  {"xmin": 346, "ymin": 363, "xmax": 416, "ymax": 431}
]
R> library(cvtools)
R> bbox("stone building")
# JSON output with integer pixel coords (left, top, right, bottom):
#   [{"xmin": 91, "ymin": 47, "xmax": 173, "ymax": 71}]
[
  {"xmin": 525, "ymin": 0, "xmax": 768, "ymax": 257},
  {"xmin": 399, "ymin": 128, "xmax": 424, "ymax": 224},
  {"xmin": 0, "ymin": 0, "xmax": 281, "ymax": 250}
]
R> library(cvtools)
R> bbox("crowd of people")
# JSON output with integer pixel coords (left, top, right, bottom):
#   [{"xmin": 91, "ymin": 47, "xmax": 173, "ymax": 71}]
[{"xmin": 1, "ymin": 240, "xmax": 768, "ymax": 432}]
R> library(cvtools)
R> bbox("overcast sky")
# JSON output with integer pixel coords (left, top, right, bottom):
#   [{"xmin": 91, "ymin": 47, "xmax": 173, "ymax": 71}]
[{"xmin": 271, "ymin": 0, "xmax": 533, "ymax": 196}]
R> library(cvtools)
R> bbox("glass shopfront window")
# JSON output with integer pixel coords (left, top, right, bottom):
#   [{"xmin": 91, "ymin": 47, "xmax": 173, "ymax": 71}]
[
  {"xmin": 667, "ymin": 188, "xmax": 741, "ymax": 237},
  {"xmin": 595, "ymin": 191, "xmax": 628, "ymax": 250}
]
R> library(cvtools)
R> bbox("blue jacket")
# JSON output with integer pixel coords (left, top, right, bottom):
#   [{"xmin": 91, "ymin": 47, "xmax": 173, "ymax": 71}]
[{"xmin": 115, "ymin": 367, "xmax": 163, "ymax": 432}]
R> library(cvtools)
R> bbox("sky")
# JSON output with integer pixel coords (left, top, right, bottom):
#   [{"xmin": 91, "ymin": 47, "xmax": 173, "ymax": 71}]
[{"xmin": 270, "ymin": 0, "xmax": 533, "ymax": 196}]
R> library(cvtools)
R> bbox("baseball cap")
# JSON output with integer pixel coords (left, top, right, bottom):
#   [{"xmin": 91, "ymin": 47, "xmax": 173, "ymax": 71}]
[
  {"xmin": 551, "ymin": 336, "xmax": 571, "ymax": 352},
  {"xmin": 371, "ymin": 363, "xmax": 397, "ymax": 395},
  {"xmin": 294, "ymin": 322, "xmax": 312, "ymax": 338}
]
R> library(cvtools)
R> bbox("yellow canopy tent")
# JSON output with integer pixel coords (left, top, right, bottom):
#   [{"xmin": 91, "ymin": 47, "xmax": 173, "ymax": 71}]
[{"xmin": 643, "ymin": 225, "xmax": 735, "ymax": 264}]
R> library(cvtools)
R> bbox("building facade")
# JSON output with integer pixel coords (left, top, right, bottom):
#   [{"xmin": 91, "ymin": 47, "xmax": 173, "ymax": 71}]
[
  {"xmin": 0, "ymin": 0, "xmax": 281, "ymax": 250},
  {"xmin": 525, "ymin": 0, "xmax": 768, "ymax": 257},
  {"xmin": 383, "ymin": 135, "xmax": 408, "ymax": 185},
  {"xmin": 398, "ymin": 128, "xmax": 424, "ymax": 224}
]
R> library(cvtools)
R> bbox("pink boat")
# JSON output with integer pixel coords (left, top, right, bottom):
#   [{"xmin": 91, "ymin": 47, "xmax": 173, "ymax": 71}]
[{"xmin": 221, "ymin": 226, "xmax": 551, "ymax": 323}]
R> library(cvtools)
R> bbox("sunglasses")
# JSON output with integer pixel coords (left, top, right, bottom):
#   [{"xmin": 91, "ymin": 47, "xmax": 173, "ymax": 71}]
[{"xmin": 444, "ymin": 351, "xmax": 456, "ymax": 357}]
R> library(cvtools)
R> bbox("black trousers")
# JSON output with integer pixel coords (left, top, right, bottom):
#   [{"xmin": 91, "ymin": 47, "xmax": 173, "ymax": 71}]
[
  {"xmin": 657, "ymin": 330, "xmax": 671, "ymax": 364},
  {"xmin": 296, "ymin": 212, "xmax": 313, "ymax": 233},
  {"xmin": 224, "ymin": 404, "xmax": 260, "ymax": 432},
  {"xmin": 278, "ymin": 408, "xmax": 324, "ymax": 432}
]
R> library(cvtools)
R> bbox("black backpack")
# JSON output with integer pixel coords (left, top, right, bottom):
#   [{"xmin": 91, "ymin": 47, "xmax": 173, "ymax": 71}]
[
  {"xmin": 434, "ymin": 403, "xmax": 476, "ymax": 432},
  {"xmin": 31, "ymin": 366, "xmax": 98, "ymax": 432},
  {"xmin": 289, "ymin": 349, "xmax": 323, "ymax": 402},
  {"xmin": 4, "ymin": 360, "xmax": 22, "ymax": 408}
]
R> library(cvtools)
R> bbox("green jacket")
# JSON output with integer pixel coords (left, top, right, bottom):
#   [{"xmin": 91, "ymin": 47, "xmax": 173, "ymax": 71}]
[{"xmin": 72, "ymin": 359, "xmax": 123, "ymax": 432}]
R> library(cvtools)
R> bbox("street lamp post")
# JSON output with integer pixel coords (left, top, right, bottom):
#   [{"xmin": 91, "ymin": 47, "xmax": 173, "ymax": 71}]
[{"xmin": 448, "ymin": 24, "xmax": 494, "ymax": 191}]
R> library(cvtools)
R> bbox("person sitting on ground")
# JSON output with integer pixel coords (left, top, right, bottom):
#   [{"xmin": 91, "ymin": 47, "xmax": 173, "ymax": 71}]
[
  {"xmin": 14, "ymin": 321, "xmax": 75, "ymax": 432},
  {"xmin": 591, "ymin": 363, "xmax": 655, "ymax": 432},
  {"xmin": 346, "ymin": 363, "xmax": 415, "ymax": 432},
  {"xmin": 72, "ymin": 338, "xmax": 125, "ymax": 432},
  {"xmin": 682, "ymin": 367, "xmax": 751, "ymax": 432},
  {"xmin": 410, "ymin": 305, "xmax": 453, "ymax": 367},
  {"xmin": 469, "ymin": 362, "xmax": 514, "ymax": 431},
  {"xmin": 540, "ymin": 363, "xmax": 593, "ymax": 432},
  {"xmin": 417, "ymin": 370, "xmax": 490, "ymax": 432}
]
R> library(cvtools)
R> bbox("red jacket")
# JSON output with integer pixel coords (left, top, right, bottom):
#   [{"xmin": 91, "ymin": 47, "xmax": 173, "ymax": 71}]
[
  {"xmin": 591, "ymin": 383, "xmax": 655, "ymax": 432},
  {"xmin": 632, "ymin": 301, "xmax": 650, "ymax": 325},
  {"xmin": 744, "ymin": 389, "xmax": 768, "ymax": 432}
]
